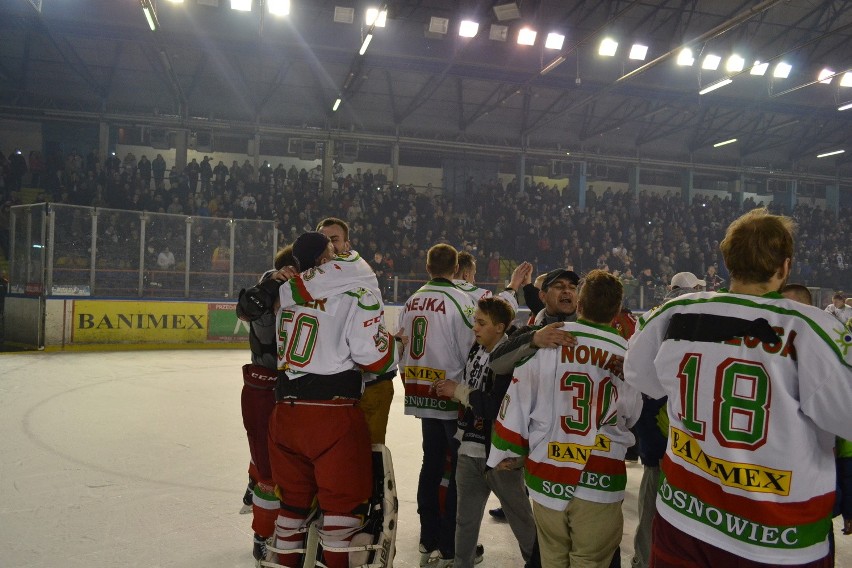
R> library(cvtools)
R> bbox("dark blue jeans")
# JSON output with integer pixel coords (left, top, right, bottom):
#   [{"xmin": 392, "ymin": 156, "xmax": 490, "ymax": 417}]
[{"xmin": 417, "ymin": 417, "xmax": 459, "ymax": 557}]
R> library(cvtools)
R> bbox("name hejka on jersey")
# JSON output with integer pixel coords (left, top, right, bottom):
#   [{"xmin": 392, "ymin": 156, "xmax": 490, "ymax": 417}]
[{"xmin": 404, "ymin": 297, "xmax": 447, "ymax": 314}]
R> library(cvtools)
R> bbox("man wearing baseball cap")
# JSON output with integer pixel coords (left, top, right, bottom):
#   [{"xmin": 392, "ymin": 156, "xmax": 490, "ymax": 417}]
[
  {"xmin": 489, "ymin": 268, "xmax": 580, "ymax": 376},
  {"xmin": 663, "ymin": 272, "xmax": 706, "ymax": 303}
]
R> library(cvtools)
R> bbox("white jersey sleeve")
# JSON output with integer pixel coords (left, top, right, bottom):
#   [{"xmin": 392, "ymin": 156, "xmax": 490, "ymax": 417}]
[
  {"xmin": 278, "ymin": 250, "xmax": 380, "ymax": 309},
  {"xmin": 487, "ymin": 354, "xmax": 538, "ymax": 467}
]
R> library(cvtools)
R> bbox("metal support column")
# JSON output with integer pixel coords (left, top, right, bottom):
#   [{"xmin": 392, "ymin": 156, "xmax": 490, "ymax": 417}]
[
  {"xmin": 185, "ymin": 217, "xmax": 192, "ymax": 298},
  {"xmin": 228, "ymin": 219, "xmax": 236, "ymax": 297},
  {"xmin": 138, "ymin": 213, "xmax": 147, "ymax": 297},
  {"xmin": 175, "ymin": 130, "xmax": 188, "ymax": 170},
  {"xmin": 46, "ymin": 206, "xmax": 55, "ymax": 295},
  {"xmin": 98, "ymin": 121, "xmax": 110, "ymax": 164},
  {"xmin": 575, "ymin": 162, "xmax": 588, "ymax": 211},
  {"xmin": 629, "ymin": 165, "xmax": 640, "ymax": 196},
  {"xmin": 322, "ymin": 139, "xmax": 335, "ymax": 196},
  {"xmin": 681, "ymin": 170, "xmax": 694, "ymax": 205},
  {"xmin": 825, "ymin": 184, "xmax": 839, "ymax": 217},
  {"xmin": 90, "ymin": 210, "xmax": 98, "ymax": 294},
  {"xmin": 391, "ymin": 142, "xmax": 400, "ymax": 187}
]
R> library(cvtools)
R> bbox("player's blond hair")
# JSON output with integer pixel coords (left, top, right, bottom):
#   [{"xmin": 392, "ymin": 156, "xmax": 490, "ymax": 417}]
[
  {"xmin": 578, "ymin": 269, "xmax": 623, "ymax": 324},
  {"xmin": 720, "ymin": 208, "xmax": 794, "ymax": 284},
  {"xmin": 426, "ymin": 244, "xmax": 458, "ymax": 278}
]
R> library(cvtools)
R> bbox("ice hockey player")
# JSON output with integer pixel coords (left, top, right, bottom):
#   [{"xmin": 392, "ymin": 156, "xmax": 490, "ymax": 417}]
[
  {"xmin": 452, "ymin": 251, "xmax": 527, "ymax": 312},
  {"xmin": 236, "ymin": 245, "xmax": 294, "ymax": 562},
  {"xmin": 265, "ymin": 231, "xmax": 397, "ymax": 568},
  {"xmin": 488, "ymin": 269, "xmax": 640, "ymax": 568},
  {"xmin": 399, "ymin": 244, "xmax": 477, "ymax": 566},
  {"xmin": 316, "ymin": 217, "xmax": 397, "ymax": 445},
  {"xmin": 625, "ymin": 207, "xmax": 852, "ymax": 567}
]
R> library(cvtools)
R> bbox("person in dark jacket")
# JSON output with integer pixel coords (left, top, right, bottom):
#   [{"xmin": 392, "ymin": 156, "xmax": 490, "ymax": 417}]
[{"xmin": 435, "ymin": 297, "xmax": 540, "ymax": 568}]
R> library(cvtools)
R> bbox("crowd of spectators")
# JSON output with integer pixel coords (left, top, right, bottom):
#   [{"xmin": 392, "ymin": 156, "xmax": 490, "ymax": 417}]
[{"xmin": 1, "ymin": 146, "xmax": 849, "ymax": 306}]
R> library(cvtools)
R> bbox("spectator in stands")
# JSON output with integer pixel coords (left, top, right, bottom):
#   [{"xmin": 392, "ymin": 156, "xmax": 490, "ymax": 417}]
[
  {"xmin": 152, "ymin": 154, "xmax": 166, "ymax": 188},
  {"xmin": 185, "ymin": 158, "xmax": 200, "ymax": 194},
  {"xmin": 28, "ymin": 151, "xmax": 44, "ymax": 188},
  {"xmin": 138, "ymin": 155, "xmax": 152, "ymax": 189},
  {"xmin": 826, "ymin": 292, "xmax": 852, "ymax": 326},
  {"xmin": 157, "ymin": 246, "xmax": 176, "ymax": 270},
  {"xmin": 200, "ymin": 156, "xmax": 213, "ymax": 193},
  {"xmin": 212, "ymin": 238, "xmax": 231, "ymax": 271},
  {"xmin": 241, "ymin": 159, "xmax": 255, "ymax": 183},
  {"xmin": 9, "ymin": 149, "xmax": 27, "ymax": 191},
  {"xmin": 213, "ymin": 160, "xmax": 228, "ymax": 187},
  {"xmin": 703, "ymin": 264, "xmax": 723, "ymax": 291},
  {"xmin": 104, "ymin": 152, "xmax": 121, "ymax": 175}
]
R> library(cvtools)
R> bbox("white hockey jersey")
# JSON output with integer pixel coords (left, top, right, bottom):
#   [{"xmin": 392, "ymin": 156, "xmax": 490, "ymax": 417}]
[
  {"xmin": 452, "ymin": 279, "xmax": 520, "ymax": 312},
  {"xmin": 624, "ymin": 291, "xmax": 852, "ymax": 565},
  {"xmin": 277, "ymin": 287, "xmax": 396, "ymax": 381},
  {"xmin": 400, "ymin": 279, "xmax": 476, "ymax": 420},
  {"xmin": 276, "ymin": 250, "xmax": 396, "ymax": 381},
  {"xmin": 277, "ymin": 250, "xmax": 380, "ymax": 306},
  {"xmin": 487, "ymin": 320, "xmax": 630, "ymax": 511},
  {"xmin": 572, "ymin": 375, "xmax": 641, "ymax": 504}
]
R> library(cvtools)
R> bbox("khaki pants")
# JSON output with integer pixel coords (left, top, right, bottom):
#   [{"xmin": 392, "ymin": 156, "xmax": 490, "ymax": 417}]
[
  {"xmin": 360, "ymin": 379, "xmax": 394, "ymax": 444},
  {"xmin": 532, "ymin": 498, "xmax": 622, "ymax": 568}
]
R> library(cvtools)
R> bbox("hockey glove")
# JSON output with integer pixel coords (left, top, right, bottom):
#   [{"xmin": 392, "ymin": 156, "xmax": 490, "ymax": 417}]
[{"xmin": 236, "ymin": 278, "xmax": 283, "ymax": 322}]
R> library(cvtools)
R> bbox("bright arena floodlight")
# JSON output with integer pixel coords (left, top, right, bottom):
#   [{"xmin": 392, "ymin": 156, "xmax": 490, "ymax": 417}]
[
  {"xmin": 726, "ymin": 54, "xmax": 745, "ymax": 72},
  {"xmin": 599, "ymin": 37, "xmax": 618, "ymax": 57},
  {"xmin": 545, "ymin": 32, "xmax": 564, "ymax": 50},
  {"xmin": 167, "ymin": 0, "xmax": 184, "ymax": 3},
  {"xmin": 676, "ymin": 48, "xmax": 694, "ymax": 66},
  {"xmin": 517, "ymin": 28, "xmax": 537, "ymax": 46},
  {"xmin": 629, "ymin": 44, "xmax": 648, "ymax": 60},
  {"xmin": 332, "ymin": 98, "xmax": 342, "ymax": 112},
  {"xmin": 838, "ymin": 102, "xmax": 852, "ymax": 111},
  {"xmin": 459, "ymin": 20, "xmax": 479, "ymax": 38},
  {"xmin": 750, "ymin": 61, "xmax": 768, "ymax": 75},
  {"xmin": 817, "ymin": 68, "xmax": 835, "ymax": 84},
  {"xmin": 699, "ymin": 78, "xmax": 732, "ymax": 95},
  {"xmin": 268, "ymin": 0, "xmax": 289, "ymax": 16},
  {"xmin": 359, "ymin": 33, "xmax": 372, "ymax": 55},
  {"xmin": 840, "ymin": 72, "xmax": 852, "ymax": 87},
  {"xmin": 140, "ymin": 0, "xmax": 160, "ymax": 31},
  {"xmin": 231, "ymin": 0, "xmax": 251, "ymax": 11},
  {"xmin": 817, "ymin": 149, "xmax": 845, "ymax": 158},
  {"xmin": 713, "ymin": 138, "xmax": 737, "ymax": 148},
  {"xmin": 773, "ymin": 62, "xmax": 792, "ymax": 78},
  {"xmin": 702, "ymin": 54, "xmax": 721, "ymax": 70},
  {"xmin": 366, "ymin": 7, "xmax": 387, "ymax": 27}
]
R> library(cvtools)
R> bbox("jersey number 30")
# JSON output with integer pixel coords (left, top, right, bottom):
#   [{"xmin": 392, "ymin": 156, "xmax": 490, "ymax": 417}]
[{"xmin": 677, "ymin": 353, "xmax": 771, "ymax": 450}]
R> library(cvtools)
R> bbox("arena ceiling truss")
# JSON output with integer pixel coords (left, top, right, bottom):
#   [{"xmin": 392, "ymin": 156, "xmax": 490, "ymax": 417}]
[{"xmin": 0, "ymin": 0, "xmax": 850, "ymax": 180}]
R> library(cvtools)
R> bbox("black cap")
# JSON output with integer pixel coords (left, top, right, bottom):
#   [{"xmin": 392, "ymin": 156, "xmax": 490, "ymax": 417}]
[
  {"xmin": 292, "ymin": 231, "xmax": 330, "ymax": 270},
  {"xmin": 541, "ymin": 268, "xmax": 580, "ymax": 290}
]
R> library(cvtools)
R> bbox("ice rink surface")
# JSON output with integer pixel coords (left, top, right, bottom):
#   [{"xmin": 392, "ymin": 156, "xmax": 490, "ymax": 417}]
[{"xmin": 1, "ymin": 349, "xmax": 850, "ymax": 567}]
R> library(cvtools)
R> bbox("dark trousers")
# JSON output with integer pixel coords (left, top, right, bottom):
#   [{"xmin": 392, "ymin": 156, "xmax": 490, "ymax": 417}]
[{"xmin": 417, "ymin": 417, "xmax": 459, "ymax": 557}]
